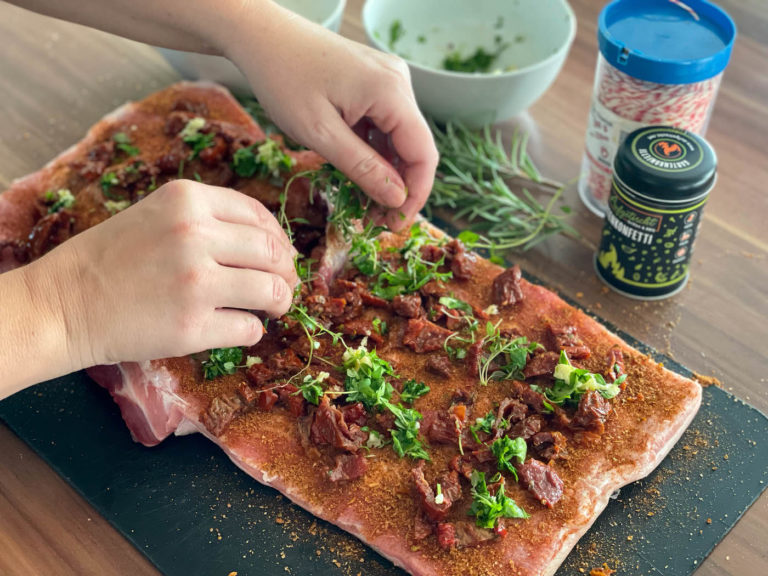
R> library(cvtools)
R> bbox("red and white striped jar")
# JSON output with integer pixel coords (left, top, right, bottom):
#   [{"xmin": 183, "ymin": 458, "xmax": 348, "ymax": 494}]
[{"xmin": 578, "ymin": 0, "xmax": 735, "ymax": 216}]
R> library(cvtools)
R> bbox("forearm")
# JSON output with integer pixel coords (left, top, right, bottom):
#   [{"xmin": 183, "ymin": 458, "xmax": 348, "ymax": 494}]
[
  {"xmin": 0, "ymin": 255, "xmax": 83, "ymax": 399},
  {"xmin": 5, "ymin": 0, "xmax": 274, "ymax": 55}
]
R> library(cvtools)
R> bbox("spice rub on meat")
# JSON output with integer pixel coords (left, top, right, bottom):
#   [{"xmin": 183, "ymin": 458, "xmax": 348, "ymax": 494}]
[{"xmin": 1, "ymin": 83, "xmax": 703, "ymax": 576}]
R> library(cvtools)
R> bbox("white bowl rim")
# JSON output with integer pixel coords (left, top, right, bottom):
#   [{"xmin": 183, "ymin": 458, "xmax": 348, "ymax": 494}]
[
  {"xmin": 318, "ymin": 0, "xmax": 348, "ymax": 29},
  {"xmin": 361, "ymin": 0, "xmax": 577, "ymax": 79}
]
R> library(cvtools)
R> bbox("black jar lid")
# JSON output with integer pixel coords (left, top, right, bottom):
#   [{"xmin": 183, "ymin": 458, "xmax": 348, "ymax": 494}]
[{"xmin": 613, "ymin": 126, "xmax": 717, "ymax": 204}]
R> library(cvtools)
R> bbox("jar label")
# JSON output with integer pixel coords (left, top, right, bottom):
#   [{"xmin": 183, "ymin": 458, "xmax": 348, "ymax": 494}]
[
  {"xmin": 580, "ymin": 98, "xmax": 647, "ymax": 210},
  {"xmin": 595, "ymin": 180, "xmax": 707, "ymax": 299}
]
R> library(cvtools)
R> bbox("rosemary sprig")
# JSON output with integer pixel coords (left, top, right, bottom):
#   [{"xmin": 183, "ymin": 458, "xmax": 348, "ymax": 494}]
[{"xmin": 427, "ymin": 120, "xmax": 576, "ymax": 251}]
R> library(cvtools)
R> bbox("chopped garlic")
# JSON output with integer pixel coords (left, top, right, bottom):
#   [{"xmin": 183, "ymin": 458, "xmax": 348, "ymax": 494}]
[
  {"xmin": 483, "ymin": 304, "xmax": 500, "ymax": 316},
  {"xmin": 104, "ymin": 199, "xmax": 131, "ymax": 215},
  {"xmin": 179, "ymin": 116, "xmax": 206, "ymax": 140}
]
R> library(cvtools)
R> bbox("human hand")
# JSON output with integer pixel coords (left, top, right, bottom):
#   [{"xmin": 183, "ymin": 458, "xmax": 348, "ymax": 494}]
[
  {"xmin": 31, "ymin": 180, "xmax": 298, "ymax": 368},
  {"xmin": 222, "ymin": 1, "xmax": 439, "ymax": 231}
]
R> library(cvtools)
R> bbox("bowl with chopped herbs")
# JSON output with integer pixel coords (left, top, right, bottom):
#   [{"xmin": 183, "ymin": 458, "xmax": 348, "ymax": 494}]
[
  {"xmin": 157, "ymin": 0, "xmax": 346, "ymax": 96},
  {"xmin": 362, "ymin": 0, "xmax": 576, "ymax": 125}
]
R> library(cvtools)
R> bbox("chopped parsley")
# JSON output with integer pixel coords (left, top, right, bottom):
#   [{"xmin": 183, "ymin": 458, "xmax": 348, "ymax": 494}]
[
  {"xmin": 387, "ymin": 402, "xmax": 430, "ymax": 460},
  {"xmin": 45, "ymin": 189, "xmax": 75, "ymax": 214},
  {"xmin": 180, "ymin": 117, "xmax": 215, "ymax": 160},
  {"xmin": 535, "ymin": 350, "xmax": 625, "ymax": 405},
  {"xmin": 232, "ymin": 138, "xmax": 294, "ymax": 179},
  {"xmin": 350, "ymin": 227, "xmax": 384, "ymax": 276},
  {"xmin": 371, "ymin": 224, "xmax": 452, "ymax": 299},
  {"xmin": 443, "ymin": 44, "xmax": 509, "ymax": 74},
  {"xmin": 202, "ymin": 347, "xmax": 243, "ymax": 380},
  {"xmin": 388, "ymin": 20, "xmax": 404, "ymax": 50},
  {"xmin": 100, "ymin": 171, "xmax": 120, "ymax": 195},
  {"xmin": 294, "ymin": 372, "xmax": 329, "ymax": 405},
  {"xmin": 469, "ymin": 411, "xmax": 499, "ymax": 443},
  {"xmin": 469, "ymin": 470, "xmax": 528, "ymax": 529},
  {"xmin": 490, "ymin": 436, "xmax": 526, "ymax": 480},
  {"xmin": 341, "ymin": 342, "xmax": 395, "ymax": 410},
  {"xmin": 478, "ymin": 321, "xmax": 542, "ymax": 385},
  {"xmin": 339, "ymin": 341, "xmax": 428, "ymax": 459},
  {"xmin": 371, "ymin": 317, "xmax": 387, "ymax": 336},
  {"xmin": 400, "ymin": 379, "xmax": 430, "ymax": 404},
  {"xmin": 112, "ymin": 132, "xmax": 140, "ymax": 157}
]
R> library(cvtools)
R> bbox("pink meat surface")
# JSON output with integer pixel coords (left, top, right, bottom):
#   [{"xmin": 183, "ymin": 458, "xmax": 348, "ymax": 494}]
[{"xmin": 1, "ymin": 84, "xmax": 702, "ymax": 576}]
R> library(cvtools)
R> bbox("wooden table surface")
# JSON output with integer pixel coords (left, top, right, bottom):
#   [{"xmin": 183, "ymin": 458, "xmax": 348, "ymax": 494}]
[{"xmin": 1, "ymin": 1, "xmax": 766, "ymax": 574}]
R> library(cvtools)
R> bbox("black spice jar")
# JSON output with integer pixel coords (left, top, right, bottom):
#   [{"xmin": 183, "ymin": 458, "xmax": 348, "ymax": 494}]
[{"xmin": 594, "ymin": 126, "xmax": 717, "ymax": 300}]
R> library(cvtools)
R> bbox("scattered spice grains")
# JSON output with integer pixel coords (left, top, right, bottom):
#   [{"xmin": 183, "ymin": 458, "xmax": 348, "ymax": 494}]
[
  {"xmin": 693, "ymin": 372, "xmax": 722, "ymax": 388},
  {"xmin": 589, "ymin": 563, "xmax": 617, "ymax": 576}
]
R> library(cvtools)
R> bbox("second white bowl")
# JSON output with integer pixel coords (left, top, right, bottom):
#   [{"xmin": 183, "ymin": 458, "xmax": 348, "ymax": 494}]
[{"xmin": 362, "ymin": 0, "xmax": 577, "ymax": 125}]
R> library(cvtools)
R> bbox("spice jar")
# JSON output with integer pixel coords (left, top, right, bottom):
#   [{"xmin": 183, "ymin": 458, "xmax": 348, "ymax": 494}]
[
  {"xmin": 579, "ymin": 0, "xmax": 735, "ymax": 216},
  {"xmin": 595, "ymin": 126, "xmax": 717, "ymax": 300}
]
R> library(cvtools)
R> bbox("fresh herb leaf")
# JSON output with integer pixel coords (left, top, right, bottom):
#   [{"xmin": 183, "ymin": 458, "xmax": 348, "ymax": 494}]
[
  {"xmin": 490, "ymin": 436, "xmax": 527, "ymax": 480},
  {"xmin": 202, "ymin": 347, "xmax": 243, "ymax": 380},
  {"xmin": 456, "ymin": 230, "xmax": 481, "ymax": 247},
  {"xmin": 400, "ymin": 379, "xmax": 430, "ymax": 404},
  {"xmin": 342, "ymin": 342, "xmax": 395, "ymax": 410},
  {"xmin": 389, "ymin": 20, "xmax": 404, "ymax": 50},
  {"xmin": 469, "ymin": 411, "xmax": 500, "ymax": 443},
  {"xmin": 112, "ymin": 132, "xmax": 140, "ymax": 157},
  {"xmin": 540, "ymin": 350, "xmax": 624, "ymax": 405},
  {"xmin": 443, "ymin": 330, "xmax": 475, "ymax": 361},
  {"xmin": 350, "ymin": 228, "xmax": 384, "ymax": 276},
  {"xmin": 233, "ymin": 139, "xmax": 294, "ymax": 179},
  {"xmin": 100, "ymin": 172, "xmax": 120, "ymax": 196},
  {"xmin": 46, "ymin": 189, "xmax": 75, "ymax": 214},
  {"xmin": 478, "ymin": 321, "xmax": 542, "ymax": 385},
  {"xmin": 180, "ymin": 117, "xmax": 215, "ymax": 160},
  {"xmin": 439, "ymin": 296, "xmax": 473, "ymax": 314},
  {"xmin": 387, "ymin": 402, "xmax": 430, "ymax": 460},
  {"xmin": 371, "ymin": 224, "xmax": 452, "ymax": 299},
  {"xmin": 371, "ymin": 317, "xmax": 387, "ymax": 336},
  {"xmin": 443, "ymin": 45, "xmax": 508, "ymax": 74},
  {"xmin": 468, "ymin": 470, "xmax": 528, "ymax": 529},
  {"xmin": 294, "ymin": 372, "xmax": 329, "ymax": 405}
]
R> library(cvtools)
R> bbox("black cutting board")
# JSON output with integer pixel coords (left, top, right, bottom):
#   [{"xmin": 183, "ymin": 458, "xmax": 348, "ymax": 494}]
[{"xmin": 1, "ymin": 333, "xmax": 767, "ymax": 576}]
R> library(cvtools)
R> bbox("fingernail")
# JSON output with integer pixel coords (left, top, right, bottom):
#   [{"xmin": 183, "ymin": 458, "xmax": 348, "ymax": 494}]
[{"xmin": 383, "ymin": 178, "xmax": 407, "ymax": 207}]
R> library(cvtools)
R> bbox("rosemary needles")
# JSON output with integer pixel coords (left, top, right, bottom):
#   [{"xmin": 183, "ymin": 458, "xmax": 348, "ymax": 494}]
[
  {"xmin": 427, "ymin": 120, "xmax": 575, "ymax": 251},
  {"xmin": 238, "ymin": 96, "xmax": 575, "ymax": 252}
]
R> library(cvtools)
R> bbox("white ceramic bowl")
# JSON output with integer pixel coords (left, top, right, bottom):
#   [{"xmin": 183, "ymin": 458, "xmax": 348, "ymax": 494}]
[
  {"xmin": 362, "ymin": 0, "xmax": 576, "ymax": 125},
  {"xmin": 158, "ymin": 0, "xmax": 347, "ymax": 96}
]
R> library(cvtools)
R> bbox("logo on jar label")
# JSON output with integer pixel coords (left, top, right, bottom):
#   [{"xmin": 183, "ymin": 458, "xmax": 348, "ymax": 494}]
[
  {"xmin": 651, "ymin": 140, "xmax": 685, "ymax": 161},
  {"xmin": 631, "ymin": 129, "xmax": 703, "ymax": 173}
]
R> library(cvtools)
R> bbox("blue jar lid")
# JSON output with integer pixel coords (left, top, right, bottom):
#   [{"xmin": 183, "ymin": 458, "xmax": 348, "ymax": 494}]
[{"xmin": 598, "ymin": 0, "xmax": 736, "ymax": 84}]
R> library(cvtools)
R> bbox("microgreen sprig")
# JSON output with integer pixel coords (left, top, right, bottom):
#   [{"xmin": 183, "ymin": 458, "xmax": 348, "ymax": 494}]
[{"xmin": 478, "ymin": 321, "xmax": 542, "ymax": 386}]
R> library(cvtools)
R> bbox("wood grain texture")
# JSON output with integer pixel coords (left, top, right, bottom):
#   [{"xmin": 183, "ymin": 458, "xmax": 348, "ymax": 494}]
[{"xmin": 1, "ymin": 1, "xmax": 766, "ymax": 575}]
